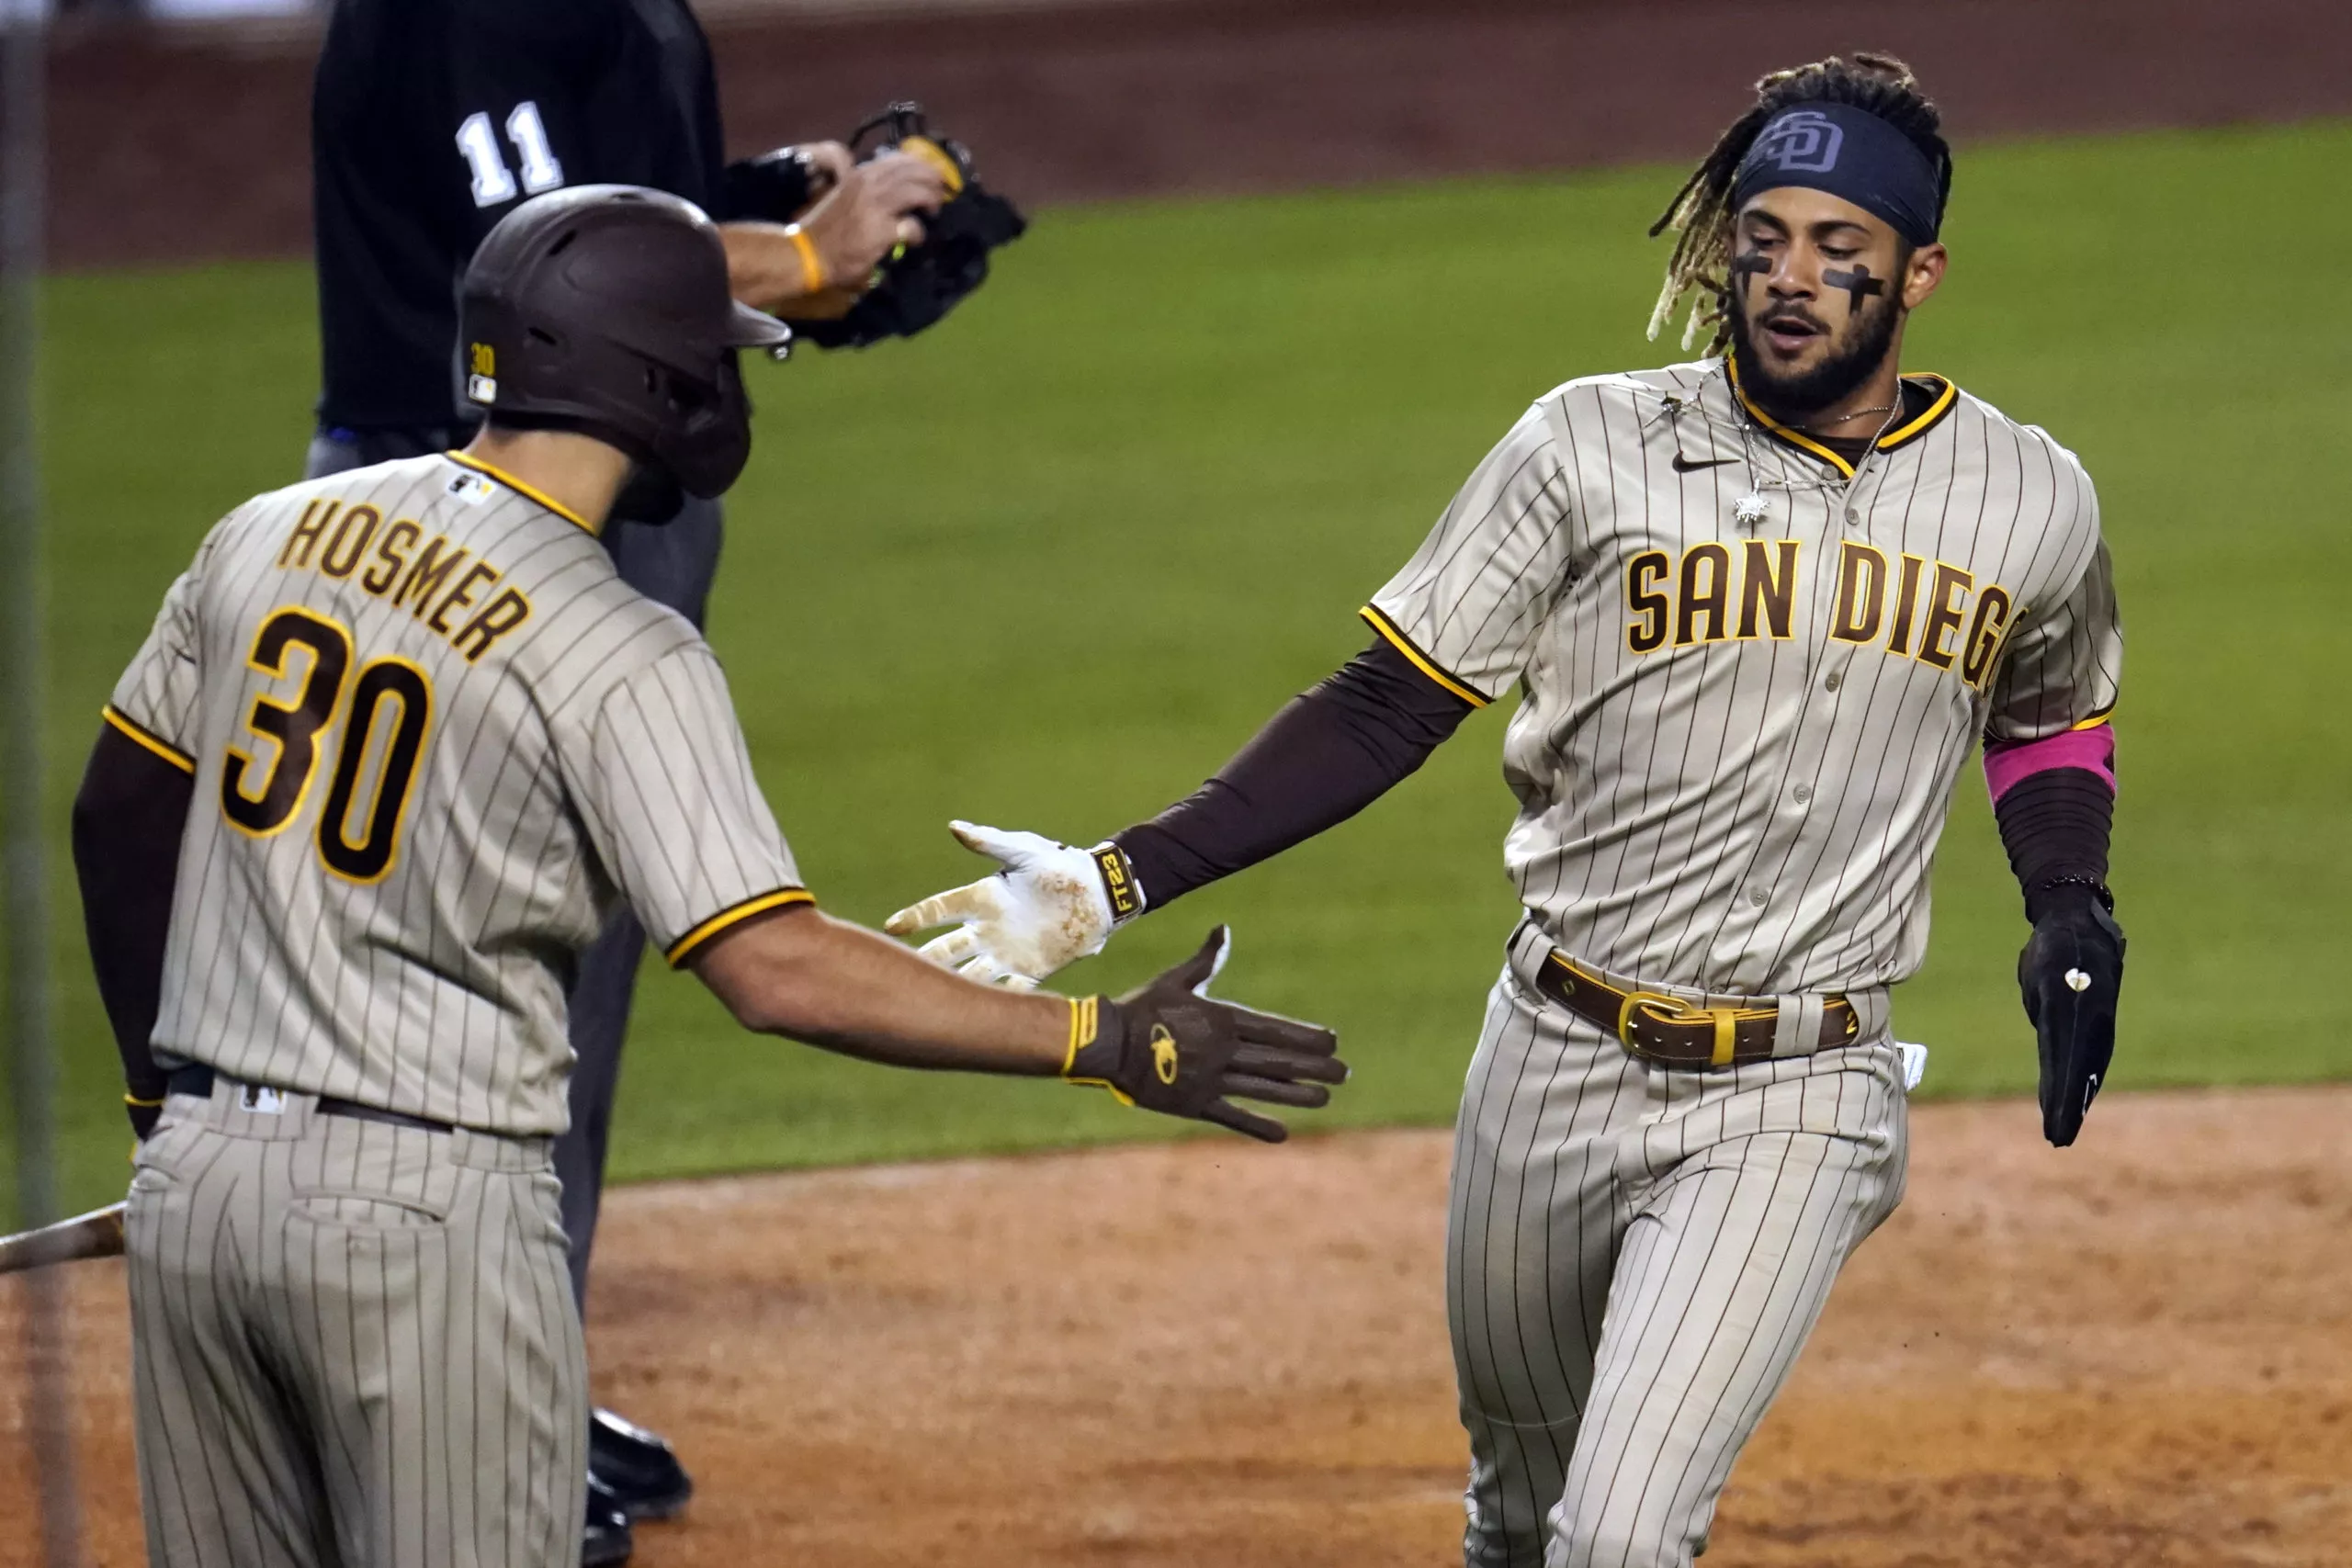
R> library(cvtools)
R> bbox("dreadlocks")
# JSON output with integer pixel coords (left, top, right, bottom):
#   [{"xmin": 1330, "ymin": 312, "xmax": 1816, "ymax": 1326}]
[{"xmin": 1646, "ymin": 53, "xmax": 1953, "ymax": 352}]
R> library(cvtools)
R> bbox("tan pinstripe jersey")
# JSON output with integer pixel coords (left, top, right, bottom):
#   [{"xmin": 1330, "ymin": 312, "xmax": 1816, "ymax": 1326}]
[
  {"xmin": 106, "ymin": 453, "xmax": 805, "ymax": 1134},
  {"xmin": 1367, "ymin": 356, "xmax": 2120, "ymax": 998}
]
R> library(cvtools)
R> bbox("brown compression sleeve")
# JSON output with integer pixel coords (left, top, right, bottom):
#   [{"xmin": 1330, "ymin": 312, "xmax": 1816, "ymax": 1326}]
[
  {"xmin": 1111, "ymin": 638, "xmax": 1476, "ymax": 908},
  {"xmin": 1993, "ymin": 766, "xmax": 2115, "ymax": 921},
  {"xmin": 73, "ymin": 725, "xmax": 195, "ymax": 1110}
]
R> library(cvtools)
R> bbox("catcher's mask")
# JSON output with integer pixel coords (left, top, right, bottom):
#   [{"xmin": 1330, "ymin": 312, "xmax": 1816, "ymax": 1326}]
[{"xmin": 458, "ymin": 185, "xmax": 791, "ymax": 501}]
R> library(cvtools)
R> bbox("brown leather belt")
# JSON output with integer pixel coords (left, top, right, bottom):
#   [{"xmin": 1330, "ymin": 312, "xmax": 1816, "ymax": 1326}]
[{"xmin": 1531, "ymin": 951, "xmax": 1858, "ymax": 1070}]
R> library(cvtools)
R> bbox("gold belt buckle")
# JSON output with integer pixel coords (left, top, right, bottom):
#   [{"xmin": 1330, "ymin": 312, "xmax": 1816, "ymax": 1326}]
[{"xmin": 1614, "ymin": 990, "xmax": 1742, "ymax": 1067}]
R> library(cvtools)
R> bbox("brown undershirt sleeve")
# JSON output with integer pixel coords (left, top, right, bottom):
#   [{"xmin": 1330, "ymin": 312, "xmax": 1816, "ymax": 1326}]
[{"xmin": 1112, "ymin": 638, "xmax": 1477, "ymax": 909}]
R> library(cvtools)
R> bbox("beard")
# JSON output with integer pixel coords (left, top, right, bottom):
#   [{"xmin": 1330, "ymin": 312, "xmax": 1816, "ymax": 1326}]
[{"xmin": 1727, "ymin": 283, "xmax": 1904, "ymax": 422}]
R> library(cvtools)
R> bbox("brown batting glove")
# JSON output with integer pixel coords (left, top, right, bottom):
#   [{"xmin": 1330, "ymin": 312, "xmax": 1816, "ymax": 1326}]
[{"xmin": 1066, "ymin": 927, "xmax": 1347, "ymax": 1144}]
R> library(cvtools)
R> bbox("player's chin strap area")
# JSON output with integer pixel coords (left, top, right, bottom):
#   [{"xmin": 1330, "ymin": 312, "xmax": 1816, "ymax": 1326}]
[{"xmin": 1510, "ymin": 926, "xmax": 1869, "ymax": 1070}]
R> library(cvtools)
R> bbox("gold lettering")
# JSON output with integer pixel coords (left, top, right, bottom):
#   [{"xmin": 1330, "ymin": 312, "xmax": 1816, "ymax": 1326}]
[
  {"xmin": 429, "ymin": 561, "xmax": 500, "ymax": 635},
  {"xmin": 1961, "ymin": 585, "xmax": 2015, "ymax": 688},
  {"xmin": 317, "ymin": 503, "xmax": 381, "ymax": 580},
  {"xmin": 1916, "ymin": 562, "xmax": 1973, "ymax": 671},
  {"xmin": 361, "ymin": 519, "xmax": 422, "ymax": 597},
  {"xmin": 1674, "ymin": 543, "xmax": 1731, "ymax": 646},
  {"xmin": 1884, "ymin": 553, "xmax": 1927, "ymax": 658},
  {"xmin": 1625, "ymin": 550, "xmax": 1670, "ymax": 654},
  {"xmin": 277, "ymin": 500, "xmax": 337, "ymax": 570},
  {"xmin": 393, "ymin": 536, "xmax": 471, "ymax": 618},
  {"xmin": 1736, "ymin": 539, "xmax": 1799, "ymax": 640},
  {"xmin": 1829, "ymin": 541, "xmax": 1886, "ymax": 644},
  {"xmin": 453, "ymin": 588, "xmax": 533, "ymax": 662}
]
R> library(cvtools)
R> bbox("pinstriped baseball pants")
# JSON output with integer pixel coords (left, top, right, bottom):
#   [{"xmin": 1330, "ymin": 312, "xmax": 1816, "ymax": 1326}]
[
  {"xmin": 1448, "ymin": 951, "xmax": 1907, "ymax": 1568},
  {"xmin": 125, "ymin": 1085, "xmax": 587, "ymax": 1568}
]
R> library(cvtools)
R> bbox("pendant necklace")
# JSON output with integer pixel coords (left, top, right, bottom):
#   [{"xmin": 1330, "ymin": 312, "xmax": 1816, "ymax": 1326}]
[{"xmin": 1733, "ymin": 393, "xmax": 1905, "ymax": 527}]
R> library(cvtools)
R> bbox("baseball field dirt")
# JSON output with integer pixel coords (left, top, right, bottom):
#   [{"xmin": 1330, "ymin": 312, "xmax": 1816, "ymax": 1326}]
[{"xmin": 6, "ymin": 1084, "xmax": 2347, "ymax": 1565}]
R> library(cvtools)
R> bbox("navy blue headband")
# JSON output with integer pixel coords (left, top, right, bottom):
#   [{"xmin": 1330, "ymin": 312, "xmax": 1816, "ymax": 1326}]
[{"xmin": 1731, "ymin": 103, "xmax": 1942, "ymax": 245}]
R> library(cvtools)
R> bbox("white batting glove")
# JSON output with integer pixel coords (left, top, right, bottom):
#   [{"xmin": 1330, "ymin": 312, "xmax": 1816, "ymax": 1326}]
[{"xmin": 883, "ymin": 821, "xmax": 1146, "ymax": 987}]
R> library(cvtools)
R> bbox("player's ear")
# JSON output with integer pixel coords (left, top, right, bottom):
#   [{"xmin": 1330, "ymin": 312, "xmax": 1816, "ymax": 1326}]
[{"xmin": 1901, "ymin": 243, "xmax": 1948, "ymax": 311}]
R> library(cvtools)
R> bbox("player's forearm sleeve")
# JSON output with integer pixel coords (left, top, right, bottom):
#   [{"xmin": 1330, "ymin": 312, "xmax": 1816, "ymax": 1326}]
[
  {"xmin": 72, "ymin": 726, "xmax": 195, "ymax": 1103},
  {"xmin": 1113, "ymin": 638, "xmax": 1475, "ymax": 908},
  {"xmin": 1989, "ymin": 725, "xmax": 2115, "ymax": 921}
]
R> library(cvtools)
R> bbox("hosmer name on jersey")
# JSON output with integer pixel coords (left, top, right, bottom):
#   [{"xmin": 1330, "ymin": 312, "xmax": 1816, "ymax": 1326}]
[
  {"xmin": 1624, "ymin": 536, "xmax": 2014, "ymax": 690},
  {"xmin": 277, "ymin": 496, "xmax": 534, "ymax": 663}
]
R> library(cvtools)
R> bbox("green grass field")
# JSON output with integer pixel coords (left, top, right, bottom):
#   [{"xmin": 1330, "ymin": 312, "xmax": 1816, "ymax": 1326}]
[{"xmin": 22, "ymin": 122, "xmax": 2351, "ymax": 1213}]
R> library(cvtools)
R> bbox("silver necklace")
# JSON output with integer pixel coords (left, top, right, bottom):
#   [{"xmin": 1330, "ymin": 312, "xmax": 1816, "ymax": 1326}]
[
  {"xmin": 1729, "ymin": 379, "xmax": 1910, "ymax": 527},
  {"xmin": 1793, "ymin": 400, "xmax": 1897, "ymax": 434}
]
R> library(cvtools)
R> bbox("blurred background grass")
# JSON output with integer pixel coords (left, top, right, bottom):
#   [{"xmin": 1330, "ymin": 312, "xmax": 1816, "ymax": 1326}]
[{"xmin": 31, "ymin": 121, "xmax": 2349, "ymax": 1208}]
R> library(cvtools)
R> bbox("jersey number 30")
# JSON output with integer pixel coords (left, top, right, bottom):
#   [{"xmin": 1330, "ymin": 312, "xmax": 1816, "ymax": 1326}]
[{"xmin": 220, "ymin": 608, "xmax": 434, "ymax": 885}]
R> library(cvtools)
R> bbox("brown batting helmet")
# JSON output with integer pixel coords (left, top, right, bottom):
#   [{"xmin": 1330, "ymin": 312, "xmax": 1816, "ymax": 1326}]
[{"xmin": 458, "ymin": 185, "xmax": 792, "ymax": 500}]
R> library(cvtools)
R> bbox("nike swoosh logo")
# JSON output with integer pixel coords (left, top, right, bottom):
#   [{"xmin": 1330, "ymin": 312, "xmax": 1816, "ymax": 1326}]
[{"xmin": 1671, "ymin": 454, "xmax": 1740, "ymax": 472}]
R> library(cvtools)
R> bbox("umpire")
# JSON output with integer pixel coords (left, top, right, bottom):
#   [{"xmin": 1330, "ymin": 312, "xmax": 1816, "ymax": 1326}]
[{"xmin": 305, "ymin": 1, "xmax": 966, "ymax": 1559}]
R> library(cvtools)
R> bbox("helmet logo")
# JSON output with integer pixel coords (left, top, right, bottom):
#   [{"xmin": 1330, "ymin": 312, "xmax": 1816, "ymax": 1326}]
[{"xmin": 466, "ymin": 343, "xmax": 498, "ymax": 407}]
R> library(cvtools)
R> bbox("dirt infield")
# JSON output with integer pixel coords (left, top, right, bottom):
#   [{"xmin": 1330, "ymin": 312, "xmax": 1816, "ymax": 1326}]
[
  {"xmin": 47, "ymin": 0, "xmax": 2352, "ymax": 269},
  {"xmin": 6, "ymin": 1085, "xmax": 2349, "ymax": 1566}
]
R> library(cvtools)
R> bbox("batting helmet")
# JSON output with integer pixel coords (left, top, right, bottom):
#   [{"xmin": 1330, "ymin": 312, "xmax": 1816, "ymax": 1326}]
[{"xmin": 458, "ymin": 185, "xmax": 792, "ymax": 500}]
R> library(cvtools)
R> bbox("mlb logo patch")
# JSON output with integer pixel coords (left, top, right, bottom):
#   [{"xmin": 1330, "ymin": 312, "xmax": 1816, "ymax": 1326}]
[
  {"xmin": 239, "ymin": 1084, "xmax": 285, "ymax": 1115},
  {"xmin": 447, "ymin": 471, "xmax": 495, "ymax": 505}
]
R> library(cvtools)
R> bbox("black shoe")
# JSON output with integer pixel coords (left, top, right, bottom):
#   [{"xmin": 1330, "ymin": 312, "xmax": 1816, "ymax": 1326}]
[
  {"xmin": 589, "ymin": 1407, "xmax": 694, "ymax": 1522},
  {"xmin": 582, "ymin": 1473, "xmax": 634, "ymax": 1567}
]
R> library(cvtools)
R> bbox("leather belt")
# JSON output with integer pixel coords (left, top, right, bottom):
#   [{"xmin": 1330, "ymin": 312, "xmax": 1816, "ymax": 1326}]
[
  {"xmin": 166, "ymin": 1066, "xmax": 457, "ymax": 1135},
  {"xmin": 1531, "ymin": 951, "xmax": 1858, "ymax": 1070}
]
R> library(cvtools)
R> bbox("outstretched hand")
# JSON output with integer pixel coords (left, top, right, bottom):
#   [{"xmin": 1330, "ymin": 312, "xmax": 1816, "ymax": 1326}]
[
  {"xmin": 1071, "ymin": 928, "xmax": 1348, "ymax": 1144},
  {"xmin": 885, "ymin": 821, "xmax": 1122, "ymax": 987}
]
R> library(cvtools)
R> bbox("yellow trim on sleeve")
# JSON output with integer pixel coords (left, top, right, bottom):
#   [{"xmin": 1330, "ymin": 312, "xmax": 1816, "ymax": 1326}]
[
  {"xmin": 445, "ymin": 452, "xmax": 597, "ymax": 536},
  {"xmin": 665, "ymin": 888, "xmax": 816, "ymax": 966},
  {"xmin": 1358, "ymin": 605, "xmax": 1492, "ymax": 708},
  {"xmin": 102, "ymin": 705, "xmax": 197, "ymax": 774},
  {"xmin": 2071, "ymin": 707, "xmax": 2116, "ymax": 731}
]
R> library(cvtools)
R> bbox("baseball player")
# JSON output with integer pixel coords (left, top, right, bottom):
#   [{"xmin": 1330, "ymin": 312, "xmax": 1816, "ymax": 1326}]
[
  {"xmin": 70, "ymin": 186, "xmax": 1344, "ymax": 1568},
  {"xmin": 888, "ymin": 54, "xmax": 2125, "ymax": 1567},
  {"xmin": 303, "ymin": 0, "xmax": 1003, "ymax": 1541}
]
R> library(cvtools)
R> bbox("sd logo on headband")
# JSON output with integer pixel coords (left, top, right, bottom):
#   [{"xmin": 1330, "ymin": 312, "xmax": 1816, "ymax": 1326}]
[{"xmin": 1754, "ymin": 110, "xmax": 1844, "ymax": 174}]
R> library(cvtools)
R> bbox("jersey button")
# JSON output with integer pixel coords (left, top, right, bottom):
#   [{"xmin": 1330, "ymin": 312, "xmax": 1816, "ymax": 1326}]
[
  {"xmin": 1824, "ymin": 671, "xmax": 1842, "ymax": 692},
  {"xmin": 1792, "ymin": 784, "xmax": 1812, "ymax": 805},
  {"xmin": 1747, "ymin": 887, "xmax": 1769, "ymax": 908},
  {"xmin": 1844, "ymin": 506, "xmax": 1860, "ymax": 525}
]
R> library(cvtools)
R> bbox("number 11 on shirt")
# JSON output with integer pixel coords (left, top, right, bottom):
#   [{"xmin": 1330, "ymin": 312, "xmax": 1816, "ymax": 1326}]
[{"xmin": 456, "ymin": 100, "xmax": 565, "ymax": 209}]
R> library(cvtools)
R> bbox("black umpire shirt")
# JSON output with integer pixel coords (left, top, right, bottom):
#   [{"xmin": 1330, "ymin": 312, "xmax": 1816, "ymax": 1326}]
[{"xmin": 312, "ymin": 0, "xmax": 729, "ymax": 432}]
